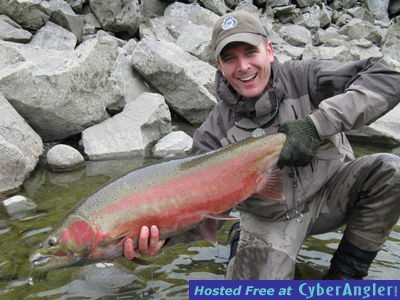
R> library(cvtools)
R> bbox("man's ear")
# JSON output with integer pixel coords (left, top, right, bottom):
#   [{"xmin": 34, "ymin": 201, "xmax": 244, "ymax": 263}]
[
  {"xmin": 266, "ymin": 40, "xmax": 274, "ymax": 63},
  {"xmin": 216, "ymin": 59, "xmax": 225, "ymax": 77}
]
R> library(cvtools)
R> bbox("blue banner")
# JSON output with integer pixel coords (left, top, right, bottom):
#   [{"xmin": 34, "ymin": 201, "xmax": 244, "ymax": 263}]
[{"xmin": 189, "ymin": 280, "xmax": 399, "ymax": 300}]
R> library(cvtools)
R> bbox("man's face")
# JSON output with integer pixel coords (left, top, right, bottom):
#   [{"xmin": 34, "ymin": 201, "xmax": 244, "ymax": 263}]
[{"xmin": 217, "ymin": 39, "xmax": 274, "ymax": 99}]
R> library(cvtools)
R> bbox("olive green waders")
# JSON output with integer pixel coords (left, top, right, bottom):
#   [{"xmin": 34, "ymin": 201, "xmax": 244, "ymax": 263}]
[{"xmin": 226, "ymin": 153, "xmax": 400, "ymax": 279}]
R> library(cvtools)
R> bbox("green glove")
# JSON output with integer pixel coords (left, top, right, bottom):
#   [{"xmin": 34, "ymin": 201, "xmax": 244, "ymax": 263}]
[{"xmin": 277, "ymin": 116, "xmax": 320, "ymax": 168}]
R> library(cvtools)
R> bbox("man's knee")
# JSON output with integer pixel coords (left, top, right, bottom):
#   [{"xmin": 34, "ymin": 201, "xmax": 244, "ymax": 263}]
[{"xmin": 226, "ymin": 229, "xmax": 296, "ymax": 280}]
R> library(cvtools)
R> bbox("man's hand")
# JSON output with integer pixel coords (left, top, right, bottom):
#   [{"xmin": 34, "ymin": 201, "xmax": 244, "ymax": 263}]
[
  {"xmin": 123, "ymin": 225, "xmax": 164, "ymax": 260},
  {"xmin": 277, "ymin": 116, "xmax": 320, "ymax": 168}
]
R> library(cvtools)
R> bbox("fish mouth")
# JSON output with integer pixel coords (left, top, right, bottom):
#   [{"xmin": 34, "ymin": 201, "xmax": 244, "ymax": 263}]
[{"xmin": 29, "ymin": 249, "xmax": 81, "ymax": 271}]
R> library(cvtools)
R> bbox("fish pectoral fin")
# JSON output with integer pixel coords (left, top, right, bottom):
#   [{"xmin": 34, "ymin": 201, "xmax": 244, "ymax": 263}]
[
  {"xmin": 198, "ymin": 218, "xmax": 218, "ymax": 246},
  {"xmin": 254, "ymin": 164, "xmax": 284, "ymax": 201},
  {"xmin": 205, "ymin": 213, "xmax": 240, "ymax": 221},
  {"xmin": 99, "ymin": 231, "xmax": 129, "ymax": 247}
]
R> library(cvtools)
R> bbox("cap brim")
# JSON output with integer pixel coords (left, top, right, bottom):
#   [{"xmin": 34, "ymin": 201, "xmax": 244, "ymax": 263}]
[{"xmin": 215, "ymin": 33, "xmax": 263, "ymax": 58}]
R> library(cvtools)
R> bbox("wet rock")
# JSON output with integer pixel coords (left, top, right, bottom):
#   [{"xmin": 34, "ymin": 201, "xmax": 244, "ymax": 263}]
[
  {"xmin": 46, "ymin": 144, "xmax": 85, "ymax": 172},
  {"xmin": 153, "ymin": 131, "xmax": 193, "ymax": 158},
  {"xmin": 2, "ymin": 195, "xmax": 37, "ymax": 216}
]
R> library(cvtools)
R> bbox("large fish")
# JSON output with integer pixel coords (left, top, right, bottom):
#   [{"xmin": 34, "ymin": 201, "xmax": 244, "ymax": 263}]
[{"xmin": 30, "ymin": 132, "xmax": 289, "ymax": 271}]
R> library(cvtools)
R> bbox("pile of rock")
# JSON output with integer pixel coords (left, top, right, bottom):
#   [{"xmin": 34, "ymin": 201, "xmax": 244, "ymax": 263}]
[{"xmin": 0, "ymin": 0, "xmax": 400, "ymax": 198}]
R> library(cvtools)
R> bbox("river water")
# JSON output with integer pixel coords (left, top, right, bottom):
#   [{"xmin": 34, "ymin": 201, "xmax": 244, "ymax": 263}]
[{"xmin": 0, "ymin": 140, "xmax": 399, "ymax": 299}]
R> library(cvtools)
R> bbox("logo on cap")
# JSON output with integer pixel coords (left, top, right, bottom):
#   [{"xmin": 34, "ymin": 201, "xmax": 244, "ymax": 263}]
[{"xmin": 221, "ymin": 16, "xmax": 237, "ymax": 30}]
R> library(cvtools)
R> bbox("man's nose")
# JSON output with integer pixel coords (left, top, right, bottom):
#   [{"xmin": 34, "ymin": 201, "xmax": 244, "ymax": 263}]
[{"xmin": 237, "ymin": 57, "xmax": 251, "ymax": 71}]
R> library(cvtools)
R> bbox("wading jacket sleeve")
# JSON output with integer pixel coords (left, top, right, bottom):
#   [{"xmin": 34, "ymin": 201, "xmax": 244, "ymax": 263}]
[{"xmin": 191, "ymin": 57, "xmax": 400, "ymax": 220}]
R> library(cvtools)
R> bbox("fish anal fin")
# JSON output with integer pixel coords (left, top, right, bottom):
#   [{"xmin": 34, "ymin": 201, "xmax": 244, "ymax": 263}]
[
  {"xmin": 99, "ymin": 231, "xmax": 129, "ymax": 247},
  {"xmin": 205, "ymin": 213, "xmax": 240, "ymax": 221},
  {"xmin": 254, "ymin": 164, "xmax": 284, "ymax": 201},
  {"xmin": 198, "ymin": 218, "xmax": 218, "ymax": 246}
]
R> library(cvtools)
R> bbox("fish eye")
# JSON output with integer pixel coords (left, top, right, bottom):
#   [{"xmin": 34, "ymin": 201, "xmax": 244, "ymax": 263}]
[{"xmin": 48, "ymin": 237, "xmax": 59, "ymax": 247}]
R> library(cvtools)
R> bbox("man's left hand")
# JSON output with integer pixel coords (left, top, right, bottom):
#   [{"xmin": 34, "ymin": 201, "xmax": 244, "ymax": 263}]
[{"xmin": 277, "ymin": 116, "xmax": 320, "ymax": 168}]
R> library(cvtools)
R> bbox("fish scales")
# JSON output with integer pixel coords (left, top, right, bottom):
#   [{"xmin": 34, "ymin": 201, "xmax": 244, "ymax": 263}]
[{"xmin": 30, "ymin": 133, "xmax": 286, "ymax": 270}]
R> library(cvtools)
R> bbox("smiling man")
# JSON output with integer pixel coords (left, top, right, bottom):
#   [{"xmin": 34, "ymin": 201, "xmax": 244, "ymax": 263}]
[{"xmin": 124, "ymin": 10, "xmax": 400, "ymax": 280}]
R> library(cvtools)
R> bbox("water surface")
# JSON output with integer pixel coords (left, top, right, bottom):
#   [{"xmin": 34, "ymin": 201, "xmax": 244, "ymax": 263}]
[{"xmin": 0, "ymin": 141, "xmax": 399, "ymax": 299}]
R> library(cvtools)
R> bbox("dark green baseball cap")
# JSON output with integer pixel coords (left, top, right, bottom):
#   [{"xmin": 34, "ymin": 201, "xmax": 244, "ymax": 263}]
[{"xmin": 212, "ymin": 10, "xmax": 268, "ymax": 58}]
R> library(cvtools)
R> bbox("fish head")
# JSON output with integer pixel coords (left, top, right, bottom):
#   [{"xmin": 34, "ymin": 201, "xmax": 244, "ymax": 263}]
[{"xmin": 30, "ymin": 216, "xmax": 95, "ymax": 271}]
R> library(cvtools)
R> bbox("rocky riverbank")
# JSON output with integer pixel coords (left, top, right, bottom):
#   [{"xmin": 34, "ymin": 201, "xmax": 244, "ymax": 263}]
[{"xmin": 1, "ymin": 0, "xmax": 400, "ymax": 200}]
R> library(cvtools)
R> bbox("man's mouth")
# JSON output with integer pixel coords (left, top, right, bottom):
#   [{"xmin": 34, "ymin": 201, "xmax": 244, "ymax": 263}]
[{"xmin": 238, "ymin": 73, "xmax": 257, "ymax": 82}]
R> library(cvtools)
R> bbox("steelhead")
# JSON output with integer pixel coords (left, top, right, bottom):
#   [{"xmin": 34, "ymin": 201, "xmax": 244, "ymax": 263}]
[{"xmin": 30, "ymin": 132, "xmax": 288, "ymax": 270}]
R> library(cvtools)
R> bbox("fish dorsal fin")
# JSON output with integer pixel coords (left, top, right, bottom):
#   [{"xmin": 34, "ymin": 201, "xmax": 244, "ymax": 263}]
[
  {"xmin": 253, "ymin": 164, "xmax": 284, "ymax": 201},
  {"xmin": 99, "ymin": 231, "xmax": 129, "ymax": 247},
  {"xmin": 205, "ymin": 213, "xmax": 240, "ymax": 221},
  {"xmin": 198, "ymin": 218, "xmax": 218, "ymax": 246}
]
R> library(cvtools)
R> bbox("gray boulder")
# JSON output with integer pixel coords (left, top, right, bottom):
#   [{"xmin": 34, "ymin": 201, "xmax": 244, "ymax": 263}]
[
  {"xmin": 109, "ymin": 39, "xmax": 152, "ymax": 111},
  {"xmin": 131, "ymin": 37, "xmax": 217, "ymax": 124},
  {"xmin": 338, "ymin": 18, "xmax": 384, "ymax": 45},
  {"xmin": 152, "ymin": 131, "xmax": 193, "ymax": 158},
  {"xmin": 370, "ymin": 104, "xmax": 400, "ymax": 142},
  {"xmin": 176, "ymin": 23, "xmax": 214, "ymax": 65},
  {"xmin": 0, "ymin": 0, "xmax": 50, "ymax": 30},
  {"xmin": 30, "ymin": 21, "xmax": 77, "ymax": 50},
  {"xmin": 199, "ymin": 0, "xmax": 229, "ymax": 15},
  {"xmin": 0, "ymin": 33, "xmax": 121, "ymax": 141},
  {"xmin": 0, "ymin": 94, "xmax": 43, "ymax": 196},
  {"xmin": 0, "ymin": 14, "xmax": 32, "ymax": 42},
  {"xmin": 2, "ymin": 195, "xmax": 37, "ymax": 216},
  {"xmin": 164, "ymin": 2, "xmax": 219, "ymax": 28},
  {"xmin": 381, "ymin": 16, "xmax": 400, "ymax": 66},
  {"xmin": 89, "ymin": 0, "xmax": 141, "ymax": 37},
  {"xmin": 278, "ymin": 24, "xmax": 312, "ymax": 47},
  {"xmin": 47, "ymin": 0, "xmax": 84, "ymax": 40},
  {"xmin": 366, "ymin": 0, "xmax": 390, "ymax": 22},
  {"xmin": 46, "ymin": 144, "xmax": 85, "ymax": 172},
  {"xmin": 82, "ymin": 92, "xmax": 172, "ymax": 160}
]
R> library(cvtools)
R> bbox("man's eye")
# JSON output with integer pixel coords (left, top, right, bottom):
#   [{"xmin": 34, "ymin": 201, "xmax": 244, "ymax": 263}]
[
  {"xmin": 247, "ymin": 49, "xmax": 258, "ymax": 55},
  {"xmin": 222, "ymin": 56, "xmax": 234, "ymax": 62}
]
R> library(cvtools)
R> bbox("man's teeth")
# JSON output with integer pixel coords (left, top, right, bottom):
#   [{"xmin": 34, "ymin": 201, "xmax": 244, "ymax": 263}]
[{"xmin": 239, "ymin": 74, "xmax": 256, "ymax": 82}]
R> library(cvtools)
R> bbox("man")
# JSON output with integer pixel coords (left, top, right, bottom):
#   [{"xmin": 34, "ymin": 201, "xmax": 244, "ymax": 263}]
[{"xmin": 124, "ymin": 10, "xmax": 400, "ymax": 279}]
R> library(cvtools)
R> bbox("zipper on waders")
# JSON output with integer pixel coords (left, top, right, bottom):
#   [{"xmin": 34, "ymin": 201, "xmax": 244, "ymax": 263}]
[{"xmin": 287, "ymin": 168, "xmax": 304, "ymax": 223}]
